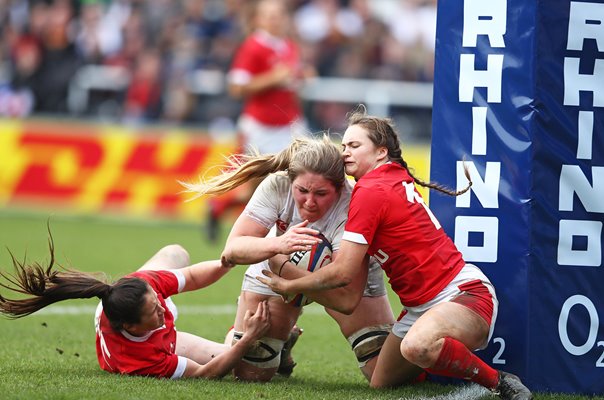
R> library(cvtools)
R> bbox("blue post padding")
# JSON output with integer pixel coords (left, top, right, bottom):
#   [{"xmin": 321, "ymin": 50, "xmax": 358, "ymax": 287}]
[{"xmin": 430, "ymin": 0, "xmax": 604, "ymax": 394}]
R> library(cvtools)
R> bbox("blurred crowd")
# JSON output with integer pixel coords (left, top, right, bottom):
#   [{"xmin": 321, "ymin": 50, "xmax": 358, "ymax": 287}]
[{"xmin": 0, "ymin": 0, "xmax": 436, "ymax": 135}]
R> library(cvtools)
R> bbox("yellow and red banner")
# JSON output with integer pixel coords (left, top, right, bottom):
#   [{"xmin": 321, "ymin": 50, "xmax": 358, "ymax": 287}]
[
  {"xmin": 0, "ymin": 119, "xmax": 431, "ymax": 222},
  {"xmin": 0, "ymin": 119, "xmax": 237, "ymax": 221}
]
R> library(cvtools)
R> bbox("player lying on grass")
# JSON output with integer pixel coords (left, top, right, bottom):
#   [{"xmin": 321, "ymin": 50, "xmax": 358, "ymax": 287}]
[{"xmin": 0, "ymin": 238, "xmax": 269, "ymax": 379}]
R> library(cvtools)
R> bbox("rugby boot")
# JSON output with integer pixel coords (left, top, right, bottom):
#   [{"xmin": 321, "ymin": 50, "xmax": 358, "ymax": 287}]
[{"xmin": 495, "ymin": 371, "xmax": 533, "ymax": 400}]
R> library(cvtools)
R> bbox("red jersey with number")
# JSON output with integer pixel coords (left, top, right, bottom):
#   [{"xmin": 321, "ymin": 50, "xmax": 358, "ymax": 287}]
[
  {"xmin": 343, "ymin": 163, "xmax": 465, "ymax": 307},
  {"xmin": 229, "ymin": 30, "xmax": 302, "ymax": 125},
  {"xmin": 94, "ymin": 270, "xmax": 184, "ymax": 378}
]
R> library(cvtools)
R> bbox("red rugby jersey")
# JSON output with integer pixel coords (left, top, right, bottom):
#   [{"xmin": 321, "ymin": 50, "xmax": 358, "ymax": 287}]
[
  {"xmin": 94, "ymin": 270, "xmax": 185, "ymax": 378},
  {"xmin": 343, "ymin": 163, "xmax": 465, "ymax": 307},
  {"xmin": 229, "ymin": 31, "xmax": 302, "ymax": 126}
]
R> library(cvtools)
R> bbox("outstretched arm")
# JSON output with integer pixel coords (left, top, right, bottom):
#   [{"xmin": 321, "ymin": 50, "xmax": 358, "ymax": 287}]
[
  {"xmin": 221, "ymin": 215, "xmax": 321, "ymax": 266},
  {"xmin": 181, "ymin": 301, "xmax": 270, "ymax": 379},
  {"xmin": 258, "ymin": 240, "xmax": 370, "ymax": 313},
  {"xmin": 180, "ymin": 260, "xmax": 231, "ymax": 293}
]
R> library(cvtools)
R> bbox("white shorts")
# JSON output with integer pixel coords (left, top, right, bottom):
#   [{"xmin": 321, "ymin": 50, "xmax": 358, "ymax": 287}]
[
  {"xmin": 392, "ymin": 264, "xmax": 498, "ymax": 350},
  {"xmin": 238, "ymin": 114, "xmax": 308, "ymax": 155}
]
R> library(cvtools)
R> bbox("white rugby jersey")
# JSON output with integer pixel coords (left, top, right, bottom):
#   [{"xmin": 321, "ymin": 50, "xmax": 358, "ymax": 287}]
[{"xmin": 243, "ymin": 173, "xmax": 351, "ymax": 279}]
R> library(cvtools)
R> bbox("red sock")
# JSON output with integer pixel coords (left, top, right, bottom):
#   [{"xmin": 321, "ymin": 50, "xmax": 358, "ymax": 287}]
[{"xmin": 425, "ymin": 337, "xmax": 499, "ymax": 389}]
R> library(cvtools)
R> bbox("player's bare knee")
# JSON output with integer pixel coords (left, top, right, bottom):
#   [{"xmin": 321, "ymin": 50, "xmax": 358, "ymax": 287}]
[
  {"xmin": 400, "ymin": 338, "xmax": 432, "ymax": 368},
  {"xmin": 162, "ymin": 244, "xmax": 190, "ymax": 267}
]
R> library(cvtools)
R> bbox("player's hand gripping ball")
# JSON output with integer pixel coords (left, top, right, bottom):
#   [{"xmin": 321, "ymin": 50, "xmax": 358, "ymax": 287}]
[{"xmin": 286, "ymin": 233, "xmax": 332, "ymax": 306}]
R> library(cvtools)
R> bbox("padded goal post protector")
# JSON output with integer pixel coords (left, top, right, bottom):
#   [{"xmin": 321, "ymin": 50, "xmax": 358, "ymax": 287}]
[{"xmin": 429, "ymin": 0, "xmax": 604, "ymax": 394}]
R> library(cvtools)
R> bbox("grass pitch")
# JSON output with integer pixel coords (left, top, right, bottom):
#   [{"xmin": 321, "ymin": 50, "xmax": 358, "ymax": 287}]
[{"xmin": 0, "ymin": 211, "xmax": 593, "ymax": 400}]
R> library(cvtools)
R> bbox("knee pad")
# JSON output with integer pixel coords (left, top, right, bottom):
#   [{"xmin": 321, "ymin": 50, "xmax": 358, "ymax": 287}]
[
  {"xmin": 232, "ymin": 331, "xmax": 284, "ymax": 369},
  {"xmin": 347, "ymin": 324, "xmax": 393, "ymax": 368}
]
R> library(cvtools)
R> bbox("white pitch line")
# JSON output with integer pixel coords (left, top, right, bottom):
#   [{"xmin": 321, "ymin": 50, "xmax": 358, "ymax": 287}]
[
  {"xmin": 31, "ymin": 303, "xmax": 328, "ymax": 316},
  {"xmin": 397, "ymin": 384, "xmax": 491, "ymax": 400},
  {"xmin": 27, "ymin": 306, "xmax": 493, "ymax": 400}
]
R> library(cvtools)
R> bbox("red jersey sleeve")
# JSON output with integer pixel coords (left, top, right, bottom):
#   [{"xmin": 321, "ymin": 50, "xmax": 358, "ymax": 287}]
[
  {"xmin": 131, "ymin": 270, "xmax": 181, "ymax": 299},
  {"xmin": 344, "ymin": 185, "xmax": 389, "ymax": 245},
  {"xmin": 230, "ymin": 38, "xmax": 260, "ymax": 75}
]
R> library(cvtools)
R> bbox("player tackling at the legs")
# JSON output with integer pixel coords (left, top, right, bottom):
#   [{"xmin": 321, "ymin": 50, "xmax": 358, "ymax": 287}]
[{"xmin": 0, "ymin": 235, "xmax": 269, "ymax": 380}]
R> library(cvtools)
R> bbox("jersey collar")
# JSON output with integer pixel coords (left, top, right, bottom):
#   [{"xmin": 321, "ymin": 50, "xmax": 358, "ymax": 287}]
[
  {"xmin": 254, "ymin": 29, "xmax": 287, "ymax": 52},
  {"xmin": 120, "ymin": 324, "xmax": 167, "ymax": 342}
]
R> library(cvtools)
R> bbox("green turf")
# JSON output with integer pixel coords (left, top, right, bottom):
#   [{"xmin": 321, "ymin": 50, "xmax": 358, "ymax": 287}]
[{"xmin": 0, "ymin": 211, "xmax": 595, "ymax": 399}]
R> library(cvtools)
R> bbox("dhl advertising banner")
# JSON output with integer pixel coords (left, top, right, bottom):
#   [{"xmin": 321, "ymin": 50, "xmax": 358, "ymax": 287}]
[
  {"xmin": 0, "ymin": 119, "xmax": 237, "ymax": 221},
  {"xmin": 430, "ymin": 0, "xmax": 603, "ymax": 394}
]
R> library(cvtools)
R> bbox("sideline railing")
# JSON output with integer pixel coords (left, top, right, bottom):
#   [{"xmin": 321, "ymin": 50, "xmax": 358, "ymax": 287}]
[{"xmin": 68, "ymin": 65, "xmax": 434, "ymax": 117}]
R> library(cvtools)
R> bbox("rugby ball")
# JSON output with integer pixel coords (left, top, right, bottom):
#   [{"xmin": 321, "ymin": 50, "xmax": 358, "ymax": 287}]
[{"xmin": 286, "ymin": 233, "xmax": 333, "ymax": 307}]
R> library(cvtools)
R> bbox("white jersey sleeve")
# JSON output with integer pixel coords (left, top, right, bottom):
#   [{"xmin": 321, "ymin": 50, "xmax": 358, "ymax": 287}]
[{"xmin": 243, "ymin": 173, "xmax": 293, "ymax": 231}]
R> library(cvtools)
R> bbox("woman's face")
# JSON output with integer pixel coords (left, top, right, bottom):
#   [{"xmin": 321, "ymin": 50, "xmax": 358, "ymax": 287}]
[
  {"xmin": 341, "ymin": 124, "xmax": 385, "ymax": 180},
  {"xmin": 292, "ymin": 172, "xmax": 339, "ymax": 222},
  {"xmin": 128, "ymin": 286, "xmax": 166, "ymax": 334},
  {"xmin": 256, "ymin": 0, "xmax": 288, "ymax": 37}
]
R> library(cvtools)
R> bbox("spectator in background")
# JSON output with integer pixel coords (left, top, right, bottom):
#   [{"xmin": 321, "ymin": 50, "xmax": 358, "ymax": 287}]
[
  {"xmin": 122, "ymin": 48, "xmax": 163, "ymax": 123},
  {"xmin": 294, "ymin": 0, "xmax": 365, "ymax": 77},
  {"xmin": 292, "ymin": 0, "xmax": 391, "ymax": 131},
  {"xmin": 33, "ymin": 0, "xmax": 82, "ymax": 114},
  {"xmin": 205, "ymin": 0, "xmax": 316, "ymax": 241},
  {"xmin": 0, "ymin": 0, "xmax": 438, "ymax": 133},
  {"xmin": 159, "ymin": 0, "xmax": 227, "ymax": 124},
  {"xmin": 103, "ymin": 5, "xmax": 146, "ymax": 69},
  {"xmin": 74, "ymin": 0, "xmax": 123, "ymax": 64},
  {"xmin": 0, "ymin": 35, "xmax": 40, "ymax": 117},
  {"xmin": 384, "ymin": 0, "xmax": 437, "ymax": 81}
]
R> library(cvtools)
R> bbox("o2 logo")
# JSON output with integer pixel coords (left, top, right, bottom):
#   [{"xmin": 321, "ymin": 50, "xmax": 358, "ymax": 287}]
[
  {"xmin": 488, "ymin": 294, "xmax": 604, "ymax": 368},
  {"xmin": 558, "ymin": 295, "xmax": 604, "ymax": 367}
]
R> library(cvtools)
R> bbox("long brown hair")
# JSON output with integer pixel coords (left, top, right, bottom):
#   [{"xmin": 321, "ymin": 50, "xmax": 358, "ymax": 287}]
[
  {"xmin": 0, "ymin": 231, "xmax": 148, "ymax": 331},
  {"xmin": 181, "ymin": 135, "xmax": 346, "ymax": 199},
  {"xmin": 347, "ymin": 106, "xmax": 472, "ymax": 197}
]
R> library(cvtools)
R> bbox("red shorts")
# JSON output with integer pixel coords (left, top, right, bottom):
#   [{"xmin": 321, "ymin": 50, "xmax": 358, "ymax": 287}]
[
  {"xmin": 393, "ymin": 264, "xmax": 498, "ymax": 350},
  {"xmin": 452, "ymin": 278, "xmax": 494, "ymax": 325}
]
